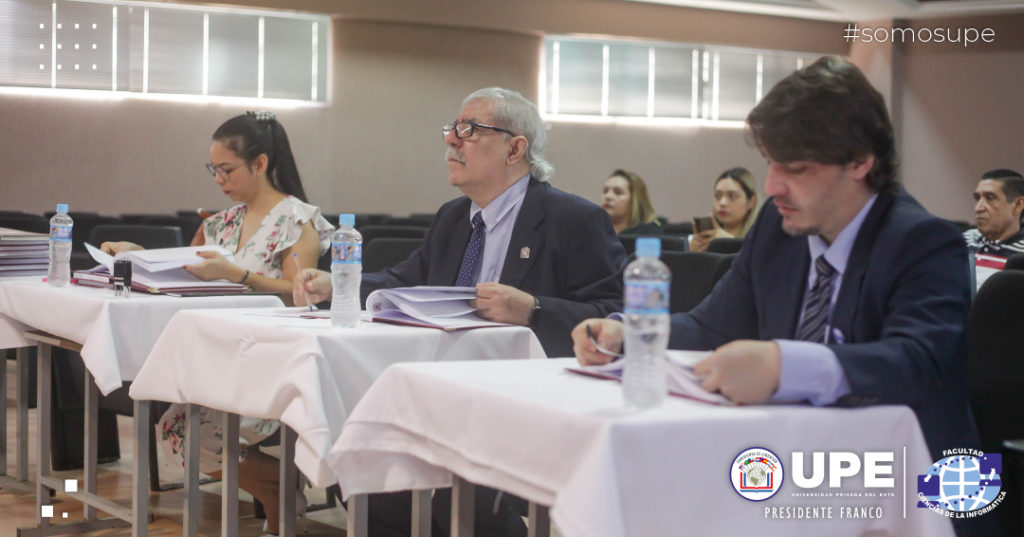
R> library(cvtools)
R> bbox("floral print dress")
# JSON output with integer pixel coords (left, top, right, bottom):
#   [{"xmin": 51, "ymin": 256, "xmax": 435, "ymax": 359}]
[{"xmin": 157, "ymin": 196, "xmax": 334, "ymax": 473}]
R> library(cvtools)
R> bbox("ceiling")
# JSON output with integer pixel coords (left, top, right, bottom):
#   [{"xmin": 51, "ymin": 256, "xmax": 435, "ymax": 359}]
[{"xmin": 623, "ymin": 0, "xmax": 1024, "ymax": 21}]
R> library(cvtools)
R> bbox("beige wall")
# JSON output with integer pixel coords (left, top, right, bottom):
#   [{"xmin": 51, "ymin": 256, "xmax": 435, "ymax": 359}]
[
  {"xmin": 898, "ymin": 14, "xmax": 1024, "ymax": 221},
  {"xmin": 4, "ymin": 2, "xmax": 1021, "ymax": 225},
  {"xmin": 0, "ymin": 20, "xmax": 541, "ymax": 215}
]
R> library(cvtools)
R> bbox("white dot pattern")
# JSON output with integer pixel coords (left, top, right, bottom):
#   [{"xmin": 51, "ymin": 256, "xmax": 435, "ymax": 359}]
[{"xmin": 455, "ymin": 212, "xmax": 487, "ymax": 287}]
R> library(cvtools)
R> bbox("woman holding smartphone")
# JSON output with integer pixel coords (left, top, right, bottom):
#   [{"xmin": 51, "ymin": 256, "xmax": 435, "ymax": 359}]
[{"xmin": 689, "ymin": 167, "xmax": 760, "ymax": 252}]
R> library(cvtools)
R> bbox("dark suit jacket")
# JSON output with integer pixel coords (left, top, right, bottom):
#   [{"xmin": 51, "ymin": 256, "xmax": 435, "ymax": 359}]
[
  {"xmin": 362, "ymin": 178, "xmax": 627, "ymax": 357},
  {"xmin": 669, "ymin": 189, "xmax": 979, "ymax": 461}
]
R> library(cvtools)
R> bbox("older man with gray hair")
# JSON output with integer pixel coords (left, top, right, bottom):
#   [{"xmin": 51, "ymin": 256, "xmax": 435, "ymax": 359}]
[
  {"xmin": 297, "ymin": 86, "xmax": 626, "ymax": 358},
  {"xmin": 296, "ymin": 86, "xmax": 625, "ymax": 536}
]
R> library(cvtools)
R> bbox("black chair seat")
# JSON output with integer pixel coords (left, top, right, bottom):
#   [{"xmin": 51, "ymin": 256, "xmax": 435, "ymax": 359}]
[
  {"xmin": 363, "ymin": 238, "xmax": 424, "ymax": 273},
  {"xmin": 968, "ymin": 270, "xmax": 1024, "ymax": 536},
  {"xmin": 89, "ymin": 225, "xmax": 184, "ymax": 250},
  {"xmin": 359, "ymin": 225, "xmax": 427, "ymax": 245},
  {"xmin": 0, "ymin": 214, "xmax": 49, "ymax": 234},
  {"xmin": 620, "ymin": 235, "xmax": 688, "ymax": 257},
  {"xmin": 662, "ymin": 222, "xmax": 693, "ymax": 236},
  {"xmin": 707, "ymin": 237, "xmax": 744, "ymax": 254},
  {"xmin": 711, "ymin": 253, "xmax": 737, "ymax": 289},
  {"xmin": 382, "ymin": 217, "xmax": 431, "ymax": 228},
  {"xmin": 660, "ymin": 251, "xmax": 724, "ymax": 313},
  {"xmin": 1006, "ymin": 253, "xmax": 1024, "ymax": 271},
  {"xmin": 140, "ymin": 215, "xmax": 202, "ymax": 244}
]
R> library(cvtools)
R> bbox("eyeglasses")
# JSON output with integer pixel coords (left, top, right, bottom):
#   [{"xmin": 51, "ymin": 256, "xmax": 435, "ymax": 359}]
[
  {"xmin": 442, "ymin": 121, "xmax": 517, "ymax": 140},
  {"xmin": 205, "ymin": 162, "xmax": 242, "ymax": 178}
]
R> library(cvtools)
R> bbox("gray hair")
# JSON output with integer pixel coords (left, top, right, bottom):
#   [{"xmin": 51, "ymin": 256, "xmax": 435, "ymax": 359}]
[{"xmin": 463, "ymin": 87, "xmax": 554, "ymax": 182}]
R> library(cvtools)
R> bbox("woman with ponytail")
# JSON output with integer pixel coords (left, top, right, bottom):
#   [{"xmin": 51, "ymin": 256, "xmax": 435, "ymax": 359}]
[
  {"xmin": 104, "ymin": 111, "xmax": 333, "ymax": 534},
  {"xmin": 102, "ymin": 111, "xmax": 333, "ymax": 305}
]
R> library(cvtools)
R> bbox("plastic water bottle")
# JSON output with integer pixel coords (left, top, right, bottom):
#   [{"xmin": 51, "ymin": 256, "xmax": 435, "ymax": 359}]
[
  {"xmin": 48, "ymin": 204, "xmax": 73, "ymax": 288},
  {"xmin": 622, "ymin": 237, "xmax": 671, "ymax": 408},
  {"xmin": 330, "ymin": 214, "xmax": 362, "ymax": 327}
]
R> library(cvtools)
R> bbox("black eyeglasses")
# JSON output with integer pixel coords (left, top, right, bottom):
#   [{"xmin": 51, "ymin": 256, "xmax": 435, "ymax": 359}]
[
  {"xmin": 442, "ymin": 121, "xmax": 517, "ymax": 140},
  {"xmin": 205, "ymin": 163, "xmax": 242, "ymax": 178}
]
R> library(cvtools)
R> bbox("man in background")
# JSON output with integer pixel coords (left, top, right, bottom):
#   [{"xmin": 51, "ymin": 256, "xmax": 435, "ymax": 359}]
[{"xmin": 964, "ymin": 168, "xmax": 1024, "ymax": 257}]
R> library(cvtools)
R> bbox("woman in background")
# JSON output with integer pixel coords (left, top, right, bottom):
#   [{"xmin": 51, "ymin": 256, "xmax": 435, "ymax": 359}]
[
  {"xmin": 600, "ymin": 169, "xmax": 663, "ymax": 235},
  {"xmin": 689, "ymin": 167, "xmax": 760, "ymax": 252},
  {"xmin": 104, "ymin": 111, "xmax": 333, "ymax": 534}
]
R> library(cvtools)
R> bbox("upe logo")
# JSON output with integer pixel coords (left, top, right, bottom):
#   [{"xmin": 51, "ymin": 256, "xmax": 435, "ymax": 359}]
[
  {"xmin": 731, "ymin": 448, "xmax": 784, "ymax": 501},
  {"xmin": 918, "ymin": 451, "xmax": 1005, "ymax": 516}
]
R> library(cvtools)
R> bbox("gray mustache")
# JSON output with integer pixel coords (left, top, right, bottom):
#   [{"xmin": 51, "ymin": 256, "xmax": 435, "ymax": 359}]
[{"xmin": 446, "ymin": 147, "xmax": 466, "ymax": 164}]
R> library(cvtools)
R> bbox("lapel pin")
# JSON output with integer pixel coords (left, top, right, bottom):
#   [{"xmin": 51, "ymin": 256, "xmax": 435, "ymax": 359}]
[{"xmin": 520, "ymin": 247, "xmax": 530, "ymax": 259}]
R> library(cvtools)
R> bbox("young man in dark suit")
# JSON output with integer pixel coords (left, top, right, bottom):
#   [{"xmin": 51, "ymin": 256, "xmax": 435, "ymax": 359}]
[
  {"xmin": 574, "ymin": 56, "xmax": 994, "ymax": 537},
  {"xmin": 296, "ymin": 87, "xmax": 626, "ymax": 537}
]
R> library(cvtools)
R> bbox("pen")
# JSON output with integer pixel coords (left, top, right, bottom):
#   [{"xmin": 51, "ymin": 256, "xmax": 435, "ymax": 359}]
[
  {"xmin": 586, "ymin": 324, "xmax": 623, "ymax": 359},
  {"xmin": 293, "ymin": 253, "xmax": 314, "ymax": 312}
]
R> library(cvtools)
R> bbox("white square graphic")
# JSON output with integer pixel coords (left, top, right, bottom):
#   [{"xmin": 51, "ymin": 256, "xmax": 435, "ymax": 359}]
[
  {"xmin": 63, "ymin": 512, "xmax": 68, "ymax": 518},
  {"xmin": 64, "ymin": 479, "xmax": 78, "ymax": 492},
  {"xmin": 41, "ymin": 505, "xmax": 53, "ymax": 518}
]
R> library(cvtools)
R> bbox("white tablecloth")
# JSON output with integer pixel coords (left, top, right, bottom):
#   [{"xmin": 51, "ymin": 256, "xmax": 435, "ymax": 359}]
[
  {"xmin": 332, "ymin": 359, "xmax": 954, "ymax": 537},
  {"xmin": 128, "ymin": 309, "xmax": 545, "ymax": 486},
  {"xmin": 0, "ymin": 281, "xmax": 283, "ymax": 394},
  {"xmin": 0, "ymin": 276, "xmax": 41, "ymax": 350}
]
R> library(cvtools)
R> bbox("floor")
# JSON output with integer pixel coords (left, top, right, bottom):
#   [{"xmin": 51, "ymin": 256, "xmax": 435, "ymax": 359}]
[{"xmin": 1, "ymin": 359, "xmax": 348, "ymax": 537}]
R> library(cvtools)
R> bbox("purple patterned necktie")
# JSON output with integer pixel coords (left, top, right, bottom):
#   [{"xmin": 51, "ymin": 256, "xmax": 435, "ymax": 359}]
[
  {"xmin": 455, "ymin": 212, "xmax": 486, "ymax": 287},
  {"xmin": 795, "ymin": 256, "xmax": 836, "ymax": 343}
]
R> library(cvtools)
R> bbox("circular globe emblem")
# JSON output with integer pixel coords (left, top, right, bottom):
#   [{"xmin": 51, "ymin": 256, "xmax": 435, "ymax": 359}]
[
  {"xmin": 731, "ymin": 447, "xmax": 784, "ymax": 501},
  {"xmin": 918, "ymin": 454, "xmax": 1003, "ymax": 513}
]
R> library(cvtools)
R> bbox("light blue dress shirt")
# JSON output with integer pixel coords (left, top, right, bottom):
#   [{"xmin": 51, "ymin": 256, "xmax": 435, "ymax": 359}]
[
  {"xmin": 772, "ymin": 194, "xmax": 878, "ymax": 406},
  {"xmin": 466, "ymin": 174, "xmax": 531, "ymax": 285}
]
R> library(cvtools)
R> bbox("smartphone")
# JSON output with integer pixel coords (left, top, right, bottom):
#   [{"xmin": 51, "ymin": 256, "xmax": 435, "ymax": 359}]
[{"xmin": 694, "ymin": 216, "xmax": 714, "ymax": 233}]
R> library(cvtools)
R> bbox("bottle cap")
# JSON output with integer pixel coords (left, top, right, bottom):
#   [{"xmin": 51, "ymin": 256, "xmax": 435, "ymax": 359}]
[
  {"xmin": 635, "ymin": 237, "xmax": 661, "ymax": 258},
  {"xmin": 339, "ymin": 214, "xmax": 355, "ymax": 227},
  {"xmin": 56, "ymin": 204, "xmax": 68, "ymax": 213}
]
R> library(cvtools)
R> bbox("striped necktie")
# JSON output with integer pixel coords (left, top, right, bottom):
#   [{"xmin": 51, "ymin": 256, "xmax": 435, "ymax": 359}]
[
  {"xmin": 795, "ymin": 256, "xmax": 836, "ymax": 343},
  {"xmin": 455, "ymin": 212, "xmax": 486, "ymax": 287}
]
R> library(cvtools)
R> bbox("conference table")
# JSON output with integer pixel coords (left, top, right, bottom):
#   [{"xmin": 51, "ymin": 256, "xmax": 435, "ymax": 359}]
[
  {"xmin": 332, "ymin": 358, "xmax": 956, "ymax": 537},
  {"xmin": 0, "ymin": 279, "xmax": 282, "ymax": 537},
  {"xmin": 128, "ymin": 308, "xmax": 545, "ymax": 537},
  {"xmin": 0, "ymin": 276, "xmax": 37, "ymax": 497}
]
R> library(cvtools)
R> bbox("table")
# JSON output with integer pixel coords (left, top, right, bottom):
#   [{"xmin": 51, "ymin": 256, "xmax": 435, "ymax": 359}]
[
  {"xmin": 0, "ymin": 280, "xmax": 282, "ymax": 536},
  {"xmin": 0, "ymin": 277, "xmax": 37, "ymax": 496},
  {"xmin": 332, "ymin": 359, "xmax": 956, "ymax": 537},
  {"xmin": 128, "ymin": 308, "xmax": 545, "ymax": 537}
]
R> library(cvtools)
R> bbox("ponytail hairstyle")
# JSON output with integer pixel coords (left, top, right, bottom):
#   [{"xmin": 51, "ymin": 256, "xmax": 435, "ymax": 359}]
[{"xmin": 212, "ymin": 111, "xmax": 308, "ymax": 202}]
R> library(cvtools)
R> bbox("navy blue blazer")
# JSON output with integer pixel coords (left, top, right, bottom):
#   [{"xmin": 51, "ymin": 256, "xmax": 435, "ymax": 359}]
[
  {"xmin": 670, "ymin": 189, "xmax": 979, "ymax": 460},
  {"xmin": 362, "ymin": 178, "xmax": 627, "ymax": 358}
]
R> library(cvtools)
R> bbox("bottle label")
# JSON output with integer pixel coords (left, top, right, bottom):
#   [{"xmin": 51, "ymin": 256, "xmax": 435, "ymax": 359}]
[
  {"xmin": 624, "ymin": 281, "xmax": 670, "ymax": 315},
  {"xmin": 49, "ymin": 225, "xmax": 72, "ymax": 242},
  {"xmin": 332, "ymin": 242, "xmax": 362, "ymax": 264}
]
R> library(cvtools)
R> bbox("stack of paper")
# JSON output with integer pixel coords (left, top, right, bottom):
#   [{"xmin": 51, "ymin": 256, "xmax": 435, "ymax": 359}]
[
  {"xmin": 74, "ymin": 244, "xmax": 249, "ymax": 294},
  {"xmin": 567, "ymin": 350, "xmax": 733, "ymax": 405},
  {"xmin": 365, "ymin": 286, "xmax": 509, "ymax": 330},
  {"xmin": 0, "ymin": 227, "xmax": 49, "ymax": 277}
]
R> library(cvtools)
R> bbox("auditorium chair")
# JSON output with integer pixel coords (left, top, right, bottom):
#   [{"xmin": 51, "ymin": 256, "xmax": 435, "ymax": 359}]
[
  {"xmin": 362, "ymin": 238, "xmax": 424, "ymax": 273},
  {"xmin": 968, "ymin": 270, "xmax": 1024, "ymax": 537},
  {"xmin": 1005, "ymin": 253, "xmax": 1024, "ymax": 271},
  {"xmin": 140, "ymin": 214, "xmax": 202, "ymax": 243},
  {"xmin": 662, "ymin": 222, "xmax": 693, "ymax": 237},
  {"xmin": 382, "ymin": 216, "xmax": 432, "ymax": 228},
  {"xmin": 711, "ymin": 253, "xmax": 737, "ymax": 289},
  {"xmin": 89, "ymin": 225, "xmax": 184, "ymax": 250},
  {"xmin": 707, "ymin": 237, "xmax": 744, "ymax": 254},
  {"xmin": 0, "ymin": 214, "xmax": 49, "ymax": 233},
  {"xmin": 619, "ymin": 235, "xmax": 688, "ymax": 257},
  {"xmin": 358, "ymin": 225, "xmax": 427, "ymax": 245},
  {"xmin": 660, "ymin": 251, "xmax": 724, "ymax": 313}
]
